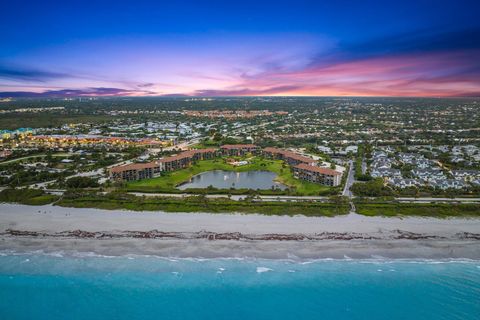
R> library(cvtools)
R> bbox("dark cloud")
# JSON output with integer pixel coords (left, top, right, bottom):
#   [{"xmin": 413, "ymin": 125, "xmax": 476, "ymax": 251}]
[
  {"xmin": 0, "ymin": 87, "xmax": 155, "ymax": 98},
  {"xmin": 0, "ymin": 66, "xmax": 70, "ymax": 82}
]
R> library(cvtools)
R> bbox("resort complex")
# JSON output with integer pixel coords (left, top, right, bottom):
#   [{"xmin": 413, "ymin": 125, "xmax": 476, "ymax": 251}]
[
  {"xmin": 2, "ymin": 1, "xmax": 480, "ymax": 318},
  {"xmin": 109, "ymin": 144, "xmax": 343, "ymax": 187},
  {"xmin": 110, "ymin": 148, "xmax": 219, "ymax": 181}
]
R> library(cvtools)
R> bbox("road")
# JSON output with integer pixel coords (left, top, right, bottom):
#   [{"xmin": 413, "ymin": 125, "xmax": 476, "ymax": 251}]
[
  {"xmin": 17, "ymin": 142, "xmax": 480, "ymax": 206},
  {"xmin": 342, "ymin": 160, "xmax": 354, "ymax": 198},
  {"xmin": 128, "ymin": 192, "xmax": 332, "ymax": 202},
  {"xmin": 29, "ymin": 168, "xmax": 105, "ymax": 189},
  {"xmin": 361, "ymin": 158, "xmax": 367, "ymax": 174},
  {"xmin": 122, "ymin": 192, "xmax": 480, "ymax": 203}
]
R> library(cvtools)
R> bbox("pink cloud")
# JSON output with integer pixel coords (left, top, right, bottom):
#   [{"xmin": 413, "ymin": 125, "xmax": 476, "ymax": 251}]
[{"xmin": 191, "ymin": 50, "xmax": 480, "ymax": 97}]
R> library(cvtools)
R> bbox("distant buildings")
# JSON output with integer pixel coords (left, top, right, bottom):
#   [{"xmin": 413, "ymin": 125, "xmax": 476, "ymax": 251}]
[
  {"xmin": 317, "ymin": 146, "xmax": 333, "ymax": 154},
  {"xmin": 0, "ymin": 149, "xmax": 12, "ymax": 158},
  {"xmin": 183, "ymin": 110, "xmax": 288, "ymax": 119},
  {"xmin": 23, "ymin": 134, "xmax": 170, "ymax": 149},
  {"xmin": 0, "ymin": 128, "xmax": 35, "ymax": 139}
]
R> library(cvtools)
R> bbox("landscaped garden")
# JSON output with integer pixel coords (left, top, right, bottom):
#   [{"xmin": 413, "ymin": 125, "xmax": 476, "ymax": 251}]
[{"xmin": 126, "ymin": 156, "xmax": 338, "ymax": 196}]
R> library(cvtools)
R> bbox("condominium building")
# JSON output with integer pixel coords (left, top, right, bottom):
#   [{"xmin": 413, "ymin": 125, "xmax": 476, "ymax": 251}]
[
  {"xmin": 110, "ymin": 145, "xmax": 341, "ymax": 187},
  {"xmin": 109, "ymin": 148, "xmax": 219, "ymax": 181},
  {"xmin": 292, "ymin": 163, "xmax": 342, "ymax": 186},
  {"xmin": 109, "ymin": 161, "xmax": 162, "ymax": 181},
  {"xmin": 263, "ymin": 147, "xmax": 317, "ymax": 166},
  {"xmin": 220, "ymin": 144, "xmax": 259, "ymax": 156}
]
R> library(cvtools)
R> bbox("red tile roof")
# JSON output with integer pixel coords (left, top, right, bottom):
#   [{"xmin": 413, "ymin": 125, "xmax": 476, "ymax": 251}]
[
  {"xmin": 158, "ymin": 148, "xmax": 218, "ymax": 163},
  {"xmin": 158, "ymin": 152, "xmax": 193, "ymax": 163},
  {"xmin": 294, "ymin": 163, "xmax": 341, "ymax": 176},
  {"xmin": 193, "ymin": 148, "xmax": 218, "ymax": 153},
  {"xmin": 111, "ymin": 148, "xmax": 220, "ymax": 172},
  {"xmin": 264, "ymin": 147, "xmax": 315, "ymax": 164},
  {"xmin": 221, "ymin": 144, "xmax": 258, "ymax": 149},
  {"xmin": 109, "ymin": 161, "xmax": 158, "ymax": 173}
]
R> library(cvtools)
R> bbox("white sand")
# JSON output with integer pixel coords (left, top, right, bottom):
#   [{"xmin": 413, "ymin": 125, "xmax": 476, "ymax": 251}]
[{"xmin": 1, "ymin": 203, "xmax": 479, "ymax": 259}]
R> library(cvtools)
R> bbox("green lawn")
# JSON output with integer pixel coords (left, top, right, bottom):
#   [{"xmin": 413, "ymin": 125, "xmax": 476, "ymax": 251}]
[
  {"xmin": 23, "ymin": 194, "xmax": 59, "ymax": 205},
  {"xmin": 127, "ymin": 157, "xmax": 335, "ymax": 196},
  {"xmin": 0, "ymin": 188, "xmax": 59, "ymax": 205}
]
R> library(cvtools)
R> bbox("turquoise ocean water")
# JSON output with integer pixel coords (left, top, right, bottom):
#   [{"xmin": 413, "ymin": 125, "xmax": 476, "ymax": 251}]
[{"xmin": 0, "ymin": 254, "xmax": 479, "ymax": 320}]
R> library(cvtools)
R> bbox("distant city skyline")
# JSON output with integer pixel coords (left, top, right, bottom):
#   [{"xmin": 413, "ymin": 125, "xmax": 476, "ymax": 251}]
[{"xmin": 1, "ymin": 0, "xmax": 479, "ymax": 97}]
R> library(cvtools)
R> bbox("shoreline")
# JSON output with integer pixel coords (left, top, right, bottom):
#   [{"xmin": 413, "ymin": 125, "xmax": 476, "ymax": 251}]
[{"xmin": 1, "ymin": 203, "xmax": 479, "ymax": 260}]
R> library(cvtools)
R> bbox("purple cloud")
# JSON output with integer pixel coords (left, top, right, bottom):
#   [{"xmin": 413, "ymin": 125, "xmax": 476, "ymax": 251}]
[
  {"xmin": 0, "ymin": 87, "xmax": 155, "ymax": 98},
  {"xmin": 0, "ymin": 65, "xmax": 71, "ymax": 82}
]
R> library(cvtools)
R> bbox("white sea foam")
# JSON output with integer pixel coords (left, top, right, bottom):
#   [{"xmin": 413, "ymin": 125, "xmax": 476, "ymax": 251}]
[
  {"xmin": 48, "ymin": 252, "xmax": 64, "ymax": 258},
  {"xmin": 286, "ymin": 253, "xmax": 299, "ymax": 260},
  {"xmin": 1, "ymin": 250, "xmax": 480, "ymax": 265},
  {"xmin": 256, "ymin": 267, "xmax": 273, "ymax": 273}
]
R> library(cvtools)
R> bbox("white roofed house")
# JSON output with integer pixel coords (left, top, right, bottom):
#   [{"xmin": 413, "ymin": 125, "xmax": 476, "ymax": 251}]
[
  {"xmin": 336, "ymin": 145, "xmax": 358, "ymax": 155},
  {"xmin": 372, "ymin": 151, "xmax": 388, "ymax": 159},
  {"xmin": 371, "ymin": 168, "xmax": 402, "ymax": 179},
  {"xmin": 451, "ymin": 146, "xmax": 464, "ymax": 156},
  {"xmin": 462, "ymin": 145, "xmax": 479, "ymax": 155},
  {"xmin": 450, "ymin": 156, "xmax": 465, "ymax": 163},
  {"xmin": 345, "ymin": 145, "xmax": 358, "ymax": 154},
  {"xmin": 412, "ymin": 168, "xmax": 446, "ymax": 182},
  {"xmin": 429, "ymin": 179, "xmax": 470, "ymax": 190},
  {"xmin": 317, "ymin": 146, "xmax": 333, "ymax": 154},
  {"xmin": 387, "ymin": 178, "xmax": 423, "ymax": 189},
  {"xmin": 412, "ymin": 159, "xmax": 436, "ymax": 169},
  {"xmin": 398, "ymin": 153, "xmax": 420, "ymax": 164},
  {"xmin": 451, "ymin": 170, "xmax": 480, "ymax": 182},
  {"xmin": 372, "ymin": 159, "xmax": 392, "ymax": 170}
]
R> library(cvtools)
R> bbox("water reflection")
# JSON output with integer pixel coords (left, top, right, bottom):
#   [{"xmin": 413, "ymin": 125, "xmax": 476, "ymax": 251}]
[{"xmin": 177, "ymin": 170, "xmax": 287, "ymax": 190}]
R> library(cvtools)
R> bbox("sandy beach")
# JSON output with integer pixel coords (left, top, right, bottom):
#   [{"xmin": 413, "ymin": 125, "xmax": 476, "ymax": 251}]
[{"xmin": 1, "ymin": 203, "xmax": 479, "ymax": 259}]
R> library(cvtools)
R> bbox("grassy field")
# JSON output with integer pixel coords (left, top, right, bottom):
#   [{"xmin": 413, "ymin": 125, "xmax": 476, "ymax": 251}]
[
  {"xmin": 355, "ymin": 201, "xmax": 480, "ymax": 218},
  {"xmin": 0, "ymin": 188, "xmax": 59, "ymax": 205},
  {"xmin": 57, "ymin": 192, "xmax": 350, "ymax": 216},
  {"xmin": 127, "ymin": 157, "xmax": 336, "ymax": 196}
]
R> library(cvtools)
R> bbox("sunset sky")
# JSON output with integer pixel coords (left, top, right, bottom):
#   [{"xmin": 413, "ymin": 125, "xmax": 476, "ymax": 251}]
[{"xmin": 1, "ymin": 0, "xmax": 479, "ymax": 97}]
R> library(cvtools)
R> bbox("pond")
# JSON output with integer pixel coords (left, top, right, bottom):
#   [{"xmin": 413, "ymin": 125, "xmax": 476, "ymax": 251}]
[{"xmin": 177, "ymin": 170, "xmax": 288, "ymax": 190}]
